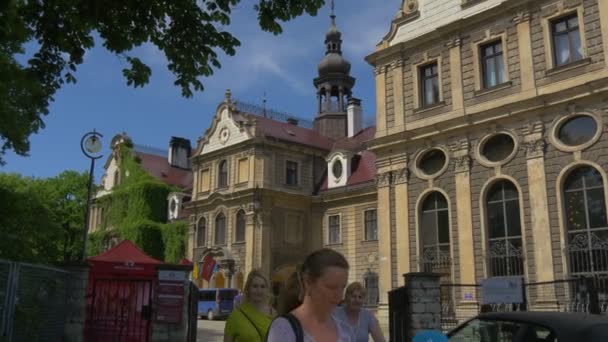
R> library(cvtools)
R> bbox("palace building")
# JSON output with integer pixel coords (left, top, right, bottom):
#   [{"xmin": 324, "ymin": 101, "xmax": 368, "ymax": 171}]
[
  {"xmin": 186, "ymin": 0, "xmax": 608, "ymax": 326},
  {"xmin": 186, "ymin": 9, "xmax": 381, "ymax": 305}
]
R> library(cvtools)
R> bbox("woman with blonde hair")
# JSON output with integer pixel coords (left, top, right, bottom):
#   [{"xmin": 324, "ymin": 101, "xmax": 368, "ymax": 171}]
[
  {"xmin": 224, "ymin": 270, "xmax": 276, "ymax": 342},
  {"xmin": 333, "ymin": 282, "xmax": 386, "ymax": 342}
]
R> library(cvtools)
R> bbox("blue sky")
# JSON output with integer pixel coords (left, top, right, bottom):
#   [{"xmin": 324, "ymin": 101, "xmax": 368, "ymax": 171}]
[{"xmin": 2, "ymin": 1, "xmax": 397, "ymax": 182}]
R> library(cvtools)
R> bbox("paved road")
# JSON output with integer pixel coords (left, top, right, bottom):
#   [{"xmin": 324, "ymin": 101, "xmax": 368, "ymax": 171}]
[{"xmin": 197, "ymin": 318, "xmax": 226, "ymax": 342}]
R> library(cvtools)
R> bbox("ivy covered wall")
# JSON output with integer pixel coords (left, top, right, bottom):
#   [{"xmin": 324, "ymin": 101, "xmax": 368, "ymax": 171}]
[{"xmin": 88, "ymin": 144, "xmax": 187, "ymax": 263}]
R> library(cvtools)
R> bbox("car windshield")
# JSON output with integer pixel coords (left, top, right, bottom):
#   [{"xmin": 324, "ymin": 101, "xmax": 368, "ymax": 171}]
[{"xmin": 448, "ymin": 319, "xmax": 556, "ymax": 342}]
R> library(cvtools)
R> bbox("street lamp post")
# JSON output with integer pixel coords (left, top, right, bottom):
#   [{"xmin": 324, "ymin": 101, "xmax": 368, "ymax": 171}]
[{"xmin": 80, "ymin": 130, "xmax": 103, "ymax": 261}]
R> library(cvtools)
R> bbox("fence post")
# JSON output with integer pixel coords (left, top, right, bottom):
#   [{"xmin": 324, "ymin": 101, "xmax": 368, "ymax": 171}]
[
  {"xmin": 403, "ymin": 273, "xmax": 442, "ymax": 341},
  {"xmin": 520, "ymin": 276, "xmax": 527, "ymax": 311},
  {"xmin": 586, "ymin": 277, "xmax": 600, "ymax": 314}
]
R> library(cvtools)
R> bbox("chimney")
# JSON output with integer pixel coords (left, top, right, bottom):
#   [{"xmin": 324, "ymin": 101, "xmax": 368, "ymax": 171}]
[
  {"xmin": 347, "ymin": 98, "xmax": 363, "ymax": 137},
  {"xmin": 287, "ymin": 117, "xmax": 299, "ymax": 126},
  {"xmin": 168, "ymin": 137, "xmax": 192, "ymax": 169}
]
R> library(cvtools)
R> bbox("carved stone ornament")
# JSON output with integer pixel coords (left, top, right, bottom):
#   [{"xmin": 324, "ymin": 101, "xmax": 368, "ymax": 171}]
[
  {"xmin": 402, "ymin": 0, "xmax": 419, "ymax": 15},
  {"xmin": 524, "ymin": 139, "xmax": 546, "ymax": 159},
  {"xmin": 394, "ymin": 168, "xmax": 410, "ymax": 184},
  {"xmin": 454, "ymin": 155, "xmax": 471, "ymax": 173},
  {"xmin": 376, "ymin": 172, "xmax": 392, "ymax": 188}
]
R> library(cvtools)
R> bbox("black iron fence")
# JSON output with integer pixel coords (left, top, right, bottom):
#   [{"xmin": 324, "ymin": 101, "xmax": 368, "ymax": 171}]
[{"xmin": 440, "ymin": 275, "xmax": 608, "ymax": 333}]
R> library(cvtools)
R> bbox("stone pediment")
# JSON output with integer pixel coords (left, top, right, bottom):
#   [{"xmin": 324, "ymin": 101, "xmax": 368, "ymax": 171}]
[{"xmin": 195, "ymin": 98, "xmax": 253, "ymax": 156}]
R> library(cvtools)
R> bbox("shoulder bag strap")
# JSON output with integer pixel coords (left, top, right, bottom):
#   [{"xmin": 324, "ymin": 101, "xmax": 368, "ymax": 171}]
[{"xmin": 238, "ymin": 307, "xmax": 265, "ymax": 340}]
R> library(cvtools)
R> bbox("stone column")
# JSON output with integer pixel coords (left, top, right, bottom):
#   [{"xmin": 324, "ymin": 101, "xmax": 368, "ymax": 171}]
[
  {"xmin": 448, "ymin": 38, "xmax": 464, "ymax": 111},
  {"xmin": 376, "ymin": 171, "xmax": 392, "ymax": 333},
  {"xmin": 524, "ymin": 123, "xmax": 556, "ymax": 306},
  {"xmin": 391, "ymin": 59, "xmax": 405, "ymax": 134},
  {"xmin": 453, "ymin": 144, "xmax": 476, "ymax": 286},
  {"xmin": 317, "ymin": 92, "xmax": 322, "ymax": 113},
  {"xmin": 598, "ymin": 1, "xmax": 608, "ymax": 67},
  {"xmin": 515, "ymin": 12, "xmax": 536, "ymax": 91},
  {"xmin": 245, "ymin": 212, "xmax": 255, "ymax": 275},
  {"xmin": 375, "ymin": 66, "xmax": 387, "ymax": 137},
  {"xmin": 254, "ymin": 210, "xmax": 272, "ymax": 279},
  {"xmin": 394, "ymin": 167, "xmax": 411, "ymax": 283},
  {"xmin": 403, "ymin": 273, "xmax": 442, "ymax": 341},
  {"xmin": 338, "ymin": 86, "xmax": 344, "ymax": 111},
  {"xmin": 187, "ymin": 222, "xmax": 196, "ymax": 261}
]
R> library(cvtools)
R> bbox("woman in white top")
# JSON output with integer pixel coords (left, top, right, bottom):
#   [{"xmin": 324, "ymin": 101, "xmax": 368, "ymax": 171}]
[
  {"xmin": 333, "ymin": 282, "xmax": 386, "ymax": 342},
  {"xmin": 266, "ymin": 248, "xmax": 354, "ymax": 342}
]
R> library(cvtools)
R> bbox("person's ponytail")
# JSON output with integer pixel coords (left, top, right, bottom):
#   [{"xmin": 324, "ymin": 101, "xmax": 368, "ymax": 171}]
[{"xmin": 277, "ymin": 266, "xmax": 303, "ymax": 315}]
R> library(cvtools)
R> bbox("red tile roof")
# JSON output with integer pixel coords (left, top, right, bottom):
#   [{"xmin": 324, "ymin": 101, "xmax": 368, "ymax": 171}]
[
  {"xmin": 332, "ymin": 126, "xmax": 376, "ymax": 151},
  {"xmin": 238, "ymin": 113, "xmax": 335, "ymax": 150},
  {"xmin": 134, "ymin": 149, "xmax": 193, "ymax": 191}
]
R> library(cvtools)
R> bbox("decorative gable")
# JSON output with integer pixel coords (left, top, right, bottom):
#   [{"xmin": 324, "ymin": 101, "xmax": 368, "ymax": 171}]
[{"xmin": 198, "ymin": 98, "xmax": 253, "ymax": 156}]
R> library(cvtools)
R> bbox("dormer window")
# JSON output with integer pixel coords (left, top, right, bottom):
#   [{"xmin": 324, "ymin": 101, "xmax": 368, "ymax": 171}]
[{"xmin": 332, "ymin": 160, "xmax": 343, "ymax": 180}]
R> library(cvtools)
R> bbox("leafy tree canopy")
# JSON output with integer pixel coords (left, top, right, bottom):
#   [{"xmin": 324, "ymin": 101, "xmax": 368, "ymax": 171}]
[
  {"xmin": 0, "ymin": 0, "xmax": 325, "ymax": 164},
  {"xmin": 0, "ymin": 170, "xmax": 89, "ymax": 263}
]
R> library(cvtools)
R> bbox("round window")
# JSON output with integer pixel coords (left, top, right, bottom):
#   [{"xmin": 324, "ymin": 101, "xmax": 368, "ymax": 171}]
[
  {"xmin": 557, "ymin": 115, "xmax": 598, "ymax": 146},
  {"xmin": 418, "ymin": 149, "xmax": 447, "ymax": 176},
  {"xmin": 332, "ymin": 160, "xmax": 343, "ymax": 179},
  {"xmin": 481, "ymin": 134, "xmax": 515, "ymax": 163}
]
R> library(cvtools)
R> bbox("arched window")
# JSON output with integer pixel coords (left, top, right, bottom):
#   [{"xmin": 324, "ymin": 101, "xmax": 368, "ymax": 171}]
[
  {"xmin": 215, "ymin": 213, "xmax": 226, "ymax": 245},
  {"xmin": 235, "ymin": 210, "xmax": 246, "ymax": 242},
  {"xmin": 197, "ymin": 217, "xmax": 206, "ymax": 247},
  {"xmin": 563, "ymin": 166, "xmax": 608, "ymax": 275},
  {"xmin": 218, "ymin": 160, "xmax": 228, "ymax": 188},
  {"xmin": 419, "ymin": 192, "xmax": 451, "ymax": 273},
  {"xmin": 486, "ymin": 180, "xmax": 524, "ymax": 276}
]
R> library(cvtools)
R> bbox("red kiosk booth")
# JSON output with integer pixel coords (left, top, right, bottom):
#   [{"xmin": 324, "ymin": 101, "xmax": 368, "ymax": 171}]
[{"xmin": 84, "ymin": 240, "xmax": 163, "ymax": 342}]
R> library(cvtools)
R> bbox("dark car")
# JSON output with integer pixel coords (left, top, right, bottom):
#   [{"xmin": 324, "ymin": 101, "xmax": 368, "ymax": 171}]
[{"xmin": 447, "ymin": 311, "xmax": 608, "ymax": 341}]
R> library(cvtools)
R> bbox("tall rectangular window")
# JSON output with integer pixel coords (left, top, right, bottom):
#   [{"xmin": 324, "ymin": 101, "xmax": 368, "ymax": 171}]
[
  {"xmin": 328, "ymin": 215, "xmax": 341, "ymax": 244},
  {"xmin": 364, "ymin": 209, "xmax": 378, "ymax": 241},
  {"xmin": 218, "ymin": 160, "xmax": 228, "ymax": 188},
  {"xmin": 552, "ymin": 14, "xmax": 582, "ymax": 67},
  {"xmin": 420, "ymin": 62, "xmax": 439, "ymax": 107},
  {"xmin": 286, "ymin": 161, "xmax": 298, "ymax": 186},
  {"xmin": 481, "ymin": 40, "xmax": 505, "ymax": 88}
]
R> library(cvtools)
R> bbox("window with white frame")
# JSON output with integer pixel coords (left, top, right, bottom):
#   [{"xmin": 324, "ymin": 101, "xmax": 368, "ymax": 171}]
[
  {"xmin": 551, "ymin": 13, "xmax": 582, "ymax": 67},
  {"xmin": 364, "ymin": 209, "xmax": 378, "ymax": 241},
  {"xmin": 328, "ymin": 215, "xmax": 341, "ymax": 244}
]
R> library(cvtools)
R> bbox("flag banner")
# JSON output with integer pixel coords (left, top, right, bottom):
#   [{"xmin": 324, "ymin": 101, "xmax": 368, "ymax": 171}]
[{"xmin": 201, "ymin": 254, "xmax": 216, "ymax": 281}]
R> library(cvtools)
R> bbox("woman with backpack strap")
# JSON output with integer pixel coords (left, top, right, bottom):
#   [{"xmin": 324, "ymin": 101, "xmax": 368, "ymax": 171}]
[
  {"xmin": 224, "ymin": 270, "xmax": 276, "ymax": 342},
  {"xmin": 266, "ymin": 248, "xmax": 355, "ymax": 342}
]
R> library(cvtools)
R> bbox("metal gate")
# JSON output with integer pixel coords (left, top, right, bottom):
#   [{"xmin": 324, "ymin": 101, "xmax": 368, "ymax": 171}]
[{"xmin": 85, "ymin": 279, "xmax": 153, "ymax": 342}]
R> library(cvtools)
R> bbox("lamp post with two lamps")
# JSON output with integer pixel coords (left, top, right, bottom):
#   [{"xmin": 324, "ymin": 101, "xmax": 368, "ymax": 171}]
[{"xmin": 80, "ymin": 130, "xmax": 103, "ymax": 261}]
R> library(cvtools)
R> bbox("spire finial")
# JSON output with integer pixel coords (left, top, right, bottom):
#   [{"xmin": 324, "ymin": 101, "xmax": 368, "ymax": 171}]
[{"xmin": 331, "ymin": 0, "xmax": 335, "ymax": 16}]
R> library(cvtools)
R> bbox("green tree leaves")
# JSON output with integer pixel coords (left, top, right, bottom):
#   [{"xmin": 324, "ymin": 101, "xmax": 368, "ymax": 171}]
[
  {"xmin": 0, "ymin": 0, "xmax": 326, "ymax": 163},
  {"xmin": 0, "ymin": 170, "xmax": 89, "ymax": 263}
]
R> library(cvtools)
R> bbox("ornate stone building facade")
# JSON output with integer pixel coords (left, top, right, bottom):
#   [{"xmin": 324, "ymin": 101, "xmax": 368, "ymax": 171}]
[
  {"xmin": 366, "ymin": 0, "xmax": 608, "ymax": 326},
  {"xmin": 187, "ymin": 11, "xmax": 381, "ymax": 305}
]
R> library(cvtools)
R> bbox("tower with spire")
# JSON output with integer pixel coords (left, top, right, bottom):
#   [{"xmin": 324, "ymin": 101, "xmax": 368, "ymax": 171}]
[{"xmin": 313, "ymin": 0, "xmax": 356, "ymax": 139}]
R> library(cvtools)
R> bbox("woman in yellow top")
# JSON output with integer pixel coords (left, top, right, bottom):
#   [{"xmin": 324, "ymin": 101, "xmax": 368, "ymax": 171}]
[{"xmin": 224, "ymin": 270, "xmax": 276, "ymax": 342}]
